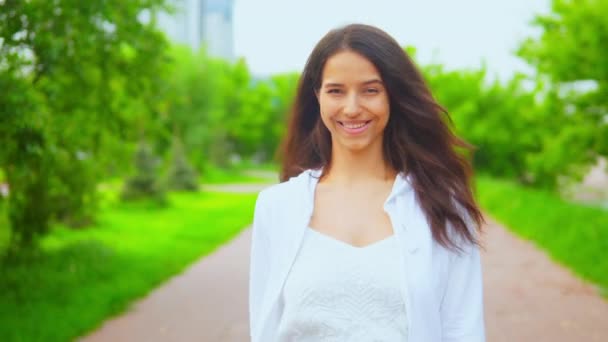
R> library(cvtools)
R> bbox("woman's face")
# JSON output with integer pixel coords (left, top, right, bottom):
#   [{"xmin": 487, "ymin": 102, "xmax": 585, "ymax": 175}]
[{"xmin": 317, "ymin": 50, "xmax": 390, "ymax": 154}]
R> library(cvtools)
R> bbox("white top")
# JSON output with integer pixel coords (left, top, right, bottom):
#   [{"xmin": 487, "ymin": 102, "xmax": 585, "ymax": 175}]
[
  {"xmin": 276, "ymin": 227, "xmax": 408, "ymax": 342},
  {"xmin": 249, "ymin": 169, "xmax": 485, "ymax": 342}
]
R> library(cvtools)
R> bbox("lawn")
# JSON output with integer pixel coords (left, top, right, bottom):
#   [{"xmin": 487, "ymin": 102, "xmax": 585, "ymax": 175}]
[
  {"xmin": 476, "ymin": 175, "xmax": 608, "ymax": 297},
  {"xmin": 201, "ymin": 163, "xmax": 277, "ymax": 185},
  {"xmin": 0, "ymin": 190, "xmax": 257, "ymax": 342}
]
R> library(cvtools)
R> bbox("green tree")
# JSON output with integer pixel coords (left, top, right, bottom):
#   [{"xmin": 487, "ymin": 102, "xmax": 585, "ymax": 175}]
[
  {"xmin": 263, "ymin": 72, "xmax": 300, "ymax": 162},
  {"xmin": 159, "ymin": 46, "xmax": 215, "ymax": 171},
  {"xmin": 158, "ymin": 47, "xmax": 298, "ymax": 168},
  {"xmin": 121, "ymin": 140, "xmax": 166, "ymax": 203},
  {"xmin": 0, "ymin": 0, "xmax": 169, "ymax": 251},
  {"xmin": 517, "ymin": 0, "xmax": 608, "ymax": 168},
  {"xmin": 167, "ymin": 136, "xmax": 199, "ymax": 191},
  {"xmin": 423, "ymin": 64, "xmax": 542, "ymax": 182}
]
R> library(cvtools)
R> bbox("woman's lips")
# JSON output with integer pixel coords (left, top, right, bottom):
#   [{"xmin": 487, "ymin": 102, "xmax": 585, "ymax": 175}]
[{"xmin": 337, "ymin": 120, "xmax": 372, "ymax": 135}]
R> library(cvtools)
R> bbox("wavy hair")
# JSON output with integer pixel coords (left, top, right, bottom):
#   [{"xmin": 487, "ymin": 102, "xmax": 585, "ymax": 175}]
[{"xmin": 278, "ymin": 24, "xmax": 483, "ymax": 249}]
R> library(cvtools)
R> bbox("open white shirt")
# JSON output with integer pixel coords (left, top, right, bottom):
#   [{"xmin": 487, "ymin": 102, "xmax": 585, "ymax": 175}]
[{"xmin": 249, "ymin": 169, "xmax": 485, "ymax": 342}]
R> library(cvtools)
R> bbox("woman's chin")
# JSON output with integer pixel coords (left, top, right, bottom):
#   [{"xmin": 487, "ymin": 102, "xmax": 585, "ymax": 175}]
[{"xmin": 338, "ymin": 140, "xmax": 371, "ymax": 153}]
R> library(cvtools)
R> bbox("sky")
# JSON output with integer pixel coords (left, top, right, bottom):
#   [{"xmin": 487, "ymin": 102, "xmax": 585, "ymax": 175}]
[{"xmin": 233, "ymin": 0, "xmax": 551, "ymax": 81}]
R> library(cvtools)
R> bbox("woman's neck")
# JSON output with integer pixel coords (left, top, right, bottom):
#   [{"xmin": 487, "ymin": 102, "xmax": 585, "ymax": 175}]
[{"xmin": 322, "ymin": 144, "xmax": 396, "ymax": 186}]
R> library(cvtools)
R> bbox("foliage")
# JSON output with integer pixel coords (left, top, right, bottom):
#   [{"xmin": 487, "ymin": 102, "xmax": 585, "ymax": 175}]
[
  {"xmin": 167, "ymin": 136, "xmax": 199, "ymax": 191},
  {"xmin": 158, "ymin": 45, "xmax": 217, "ymax": 170},
  {"xmin": 517, "ymin": 0, "xmax": 608, "ymax": 162},
  {"xmin": 0, "ymin": 0, "xmax": 169, "ymax": 250},
  {"xmin": 121, "ymin": 140, "xmax": 166, "ymax": 204},
  {"xmin": 263, "ymin": 72, "xmax": 301, "ymax": 162},
  {"xmin": 158, "ymin": 46, "xmax": 300, "ymax": 169},
  {"xmin": 423, "ymin": 66, "xmax": 539, "ymax": 181},
  {"xmin": 518, "ymin": 0, "xmax": 608, "ymax": 89},
  {"xmin": 421, "ymin": 62, "xmax": 601, "ymax": 189}
]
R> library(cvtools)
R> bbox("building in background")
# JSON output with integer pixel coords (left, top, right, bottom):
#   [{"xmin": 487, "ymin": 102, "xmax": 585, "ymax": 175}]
[{"xmin": 157, "ymin": 0, "xmax": 235, "ymax": 61}]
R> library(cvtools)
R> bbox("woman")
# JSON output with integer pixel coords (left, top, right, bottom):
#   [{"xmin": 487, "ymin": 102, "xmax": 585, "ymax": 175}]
[{"xmin": 249, "ymin": 23, "xmax": 485, "ymax": 342}]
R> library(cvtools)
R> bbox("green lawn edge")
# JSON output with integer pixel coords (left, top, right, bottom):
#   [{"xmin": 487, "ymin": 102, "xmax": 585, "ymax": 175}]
[
  {"xmin": 476, "ymin": 175, "xmax": 608, "ymax": 298},
  {"xmin": 201, "ymin": 164, "xmax": 277, "ymax": 185},
  {"xmin": 0, "ymin": 191, "xmax": 257, "ymax": 342}
]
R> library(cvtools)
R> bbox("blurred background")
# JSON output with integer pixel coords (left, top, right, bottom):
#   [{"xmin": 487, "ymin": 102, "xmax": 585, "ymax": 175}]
[{"xmin": 1, "ymin": 0, "xmax": 607, "ymax": 341}]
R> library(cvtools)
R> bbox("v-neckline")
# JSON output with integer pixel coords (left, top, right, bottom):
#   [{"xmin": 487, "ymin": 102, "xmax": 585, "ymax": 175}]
[{"xmin": 306, "ymin": 227, "xmax": 396, "ymax": 250}]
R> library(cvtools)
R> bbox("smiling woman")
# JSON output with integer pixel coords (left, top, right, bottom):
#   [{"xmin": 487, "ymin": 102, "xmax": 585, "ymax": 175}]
[
  {"xmin": 317, "ymin": 50, "xmax": 390, "ymax": 152},
  {"xmin": 250, "ymin": 23, "xmax": 485, "ymax": 342}
]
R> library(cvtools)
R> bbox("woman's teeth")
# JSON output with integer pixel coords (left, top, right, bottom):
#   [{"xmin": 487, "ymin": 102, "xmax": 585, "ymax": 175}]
[{"xmin": 340, "ymin": 121, "xmax": 369, "ymax": 128}]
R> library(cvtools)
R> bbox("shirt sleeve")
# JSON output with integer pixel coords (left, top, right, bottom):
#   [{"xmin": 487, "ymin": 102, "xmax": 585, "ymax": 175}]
[
  {"xmin": 440, "ymin": 211, "xmax": 486, "ymax": 342},
  {"xmin": 249, "ymin": 191, "xmax": 271, "ymax": 341}
]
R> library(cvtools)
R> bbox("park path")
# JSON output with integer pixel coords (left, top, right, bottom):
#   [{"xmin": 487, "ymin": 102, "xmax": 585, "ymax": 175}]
[{"xmin": 80, "ymin": 182, "xmax": 608, "ymax": 342}]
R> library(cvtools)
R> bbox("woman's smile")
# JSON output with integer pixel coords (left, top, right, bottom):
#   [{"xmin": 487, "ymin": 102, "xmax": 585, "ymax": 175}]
[{"xmin": 336, "ymin": 120, "xmax": 373, "ymax": 135}]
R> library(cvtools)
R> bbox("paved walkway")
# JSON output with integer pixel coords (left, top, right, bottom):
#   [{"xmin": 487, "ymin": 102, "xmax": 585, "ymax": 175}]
[
  {"xmin": 80, "ymin": 227, "xmax": 253, "ymax": 342},
  {"xmin": 481, "ymin": 218, "xmax": 608, "ymax": 341},
  {"xmin": 80, "ymin": 184, "xmax": 608, "ymax": 342}
]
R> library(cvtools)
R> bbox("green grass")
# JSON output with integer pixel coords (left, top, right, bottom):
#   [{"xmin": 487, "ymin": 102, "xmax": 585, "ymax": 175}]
[
  {"xmin": 476, "ymin": 175, "xmax": 608, "ymax": 297},
  {"xmin": 0, "ymin": 190, "xmax": 257, "ymax": 342},
  {"xmin": 201, "ymin": 164, "xmax": 276, "ymax": 184},
  {"xmin": 232, "ymin": 159, "xmax": 279, "ymax": 172}
]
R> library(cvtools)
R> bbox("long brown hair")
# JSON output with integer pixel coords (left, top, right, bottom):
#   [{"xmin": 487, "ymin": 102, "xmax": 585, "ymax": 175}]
[{"xmin": 278, "ymin": 23, "xmax": 483, "ymax": 250}]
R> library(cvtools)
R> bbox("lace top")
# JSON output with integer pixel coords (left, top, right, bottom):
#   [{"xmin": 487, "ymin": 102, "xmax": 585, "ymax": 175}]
[{"xmin": 276, "ymin": 227, "xmax": 408, "ymax": 342}]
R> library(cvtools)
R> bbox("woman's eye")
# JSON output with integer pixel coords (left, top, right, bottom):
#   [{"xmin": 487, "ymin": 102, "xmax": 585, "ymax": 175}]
[
  {"xmin": 365, "ymin": 88, "xmax": 379, "ymax": 93},
  {"xmin": 327, "ymin": 89, "xmax": 341, "ymax": 94}
]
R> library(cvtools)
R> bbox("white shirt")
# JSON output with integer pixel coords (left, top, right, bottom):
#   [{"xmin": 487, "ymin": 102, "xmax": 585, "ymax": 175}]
[
  {"xmin": 249, "ymin": 169, "xmax": 485, "ymax": 342},
  {"xmin": 276, "ymin": 227, "xmax": 408, "ymax": 341}
]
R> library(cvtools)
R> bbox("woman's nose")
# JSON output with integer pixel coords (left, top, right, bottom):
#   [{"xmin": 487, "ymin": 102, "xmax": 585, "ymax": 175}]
[{"xmin": 343, "ymin": 93, "xmax": 361, "ymax": 117}]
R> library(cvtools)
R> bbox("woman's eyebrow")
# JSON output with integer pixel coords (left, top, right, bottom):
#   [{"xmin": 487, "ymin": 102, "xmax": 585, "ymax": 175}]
[
  {"xmin": 322, "ymin": 82, "xmax": 344, "ymax": 88},
  {"xmin": 322, "ymin": 79, "xmax": 383, "ymax": 88},
  {"xmin": 362, "ymin": 79, "xmax": 383, "ymax": 86}
]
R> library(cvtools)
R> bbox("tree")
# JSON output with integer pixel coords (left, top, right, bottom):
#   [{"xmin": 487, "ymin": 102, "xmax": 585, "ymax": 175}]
[
  {"xmin": 167, "ymin": 136, "xmax": 199, "ymax": 191},
  {"xmin": 423, "ymin": 64, "xmax": 547, "ymax": 184},
  {"xmin": 121, "ymin": 140, "xmax": 166, "ymax": 203},
  {"xmin": 0, "ymin": 0, "xmax": 169, "ymax": 251},
  {"xmin": 264, "ymin": 72, "xmax": 300, "ymax": 162},
  {"xmin": 159, "ymin": 45, "xmax": 216, "ymax": 171},
  {"xmin": 517, "ymin": 0, "xmax": 608, "ymax": 168}
]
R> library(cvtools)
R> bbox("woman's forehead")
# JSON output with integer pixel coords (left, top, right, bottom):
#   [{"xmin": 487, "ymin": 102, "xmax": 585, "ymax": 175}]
[{"xmin": 321, "ymin": 51, "xmax": 382, "ymax": 85}]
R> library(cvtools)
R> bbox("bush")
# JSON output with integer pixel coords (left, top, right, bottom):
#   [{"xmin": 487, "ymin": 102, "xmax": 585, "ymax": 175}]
[
  {"xmin": 121, "ymin": 141, "xmax": 166, "ymax": 204},
  {"xmin": 167, "ymin": 137, "xmax": 199, "ymax": 191}
]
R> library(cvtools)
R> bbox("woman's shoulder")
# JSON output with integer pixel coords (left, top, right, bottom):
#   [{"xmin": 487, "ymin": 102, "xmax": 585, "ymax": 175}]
[{"xmin": 255, "ymin": 168, "xmax": 318, "ymax": 211}]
